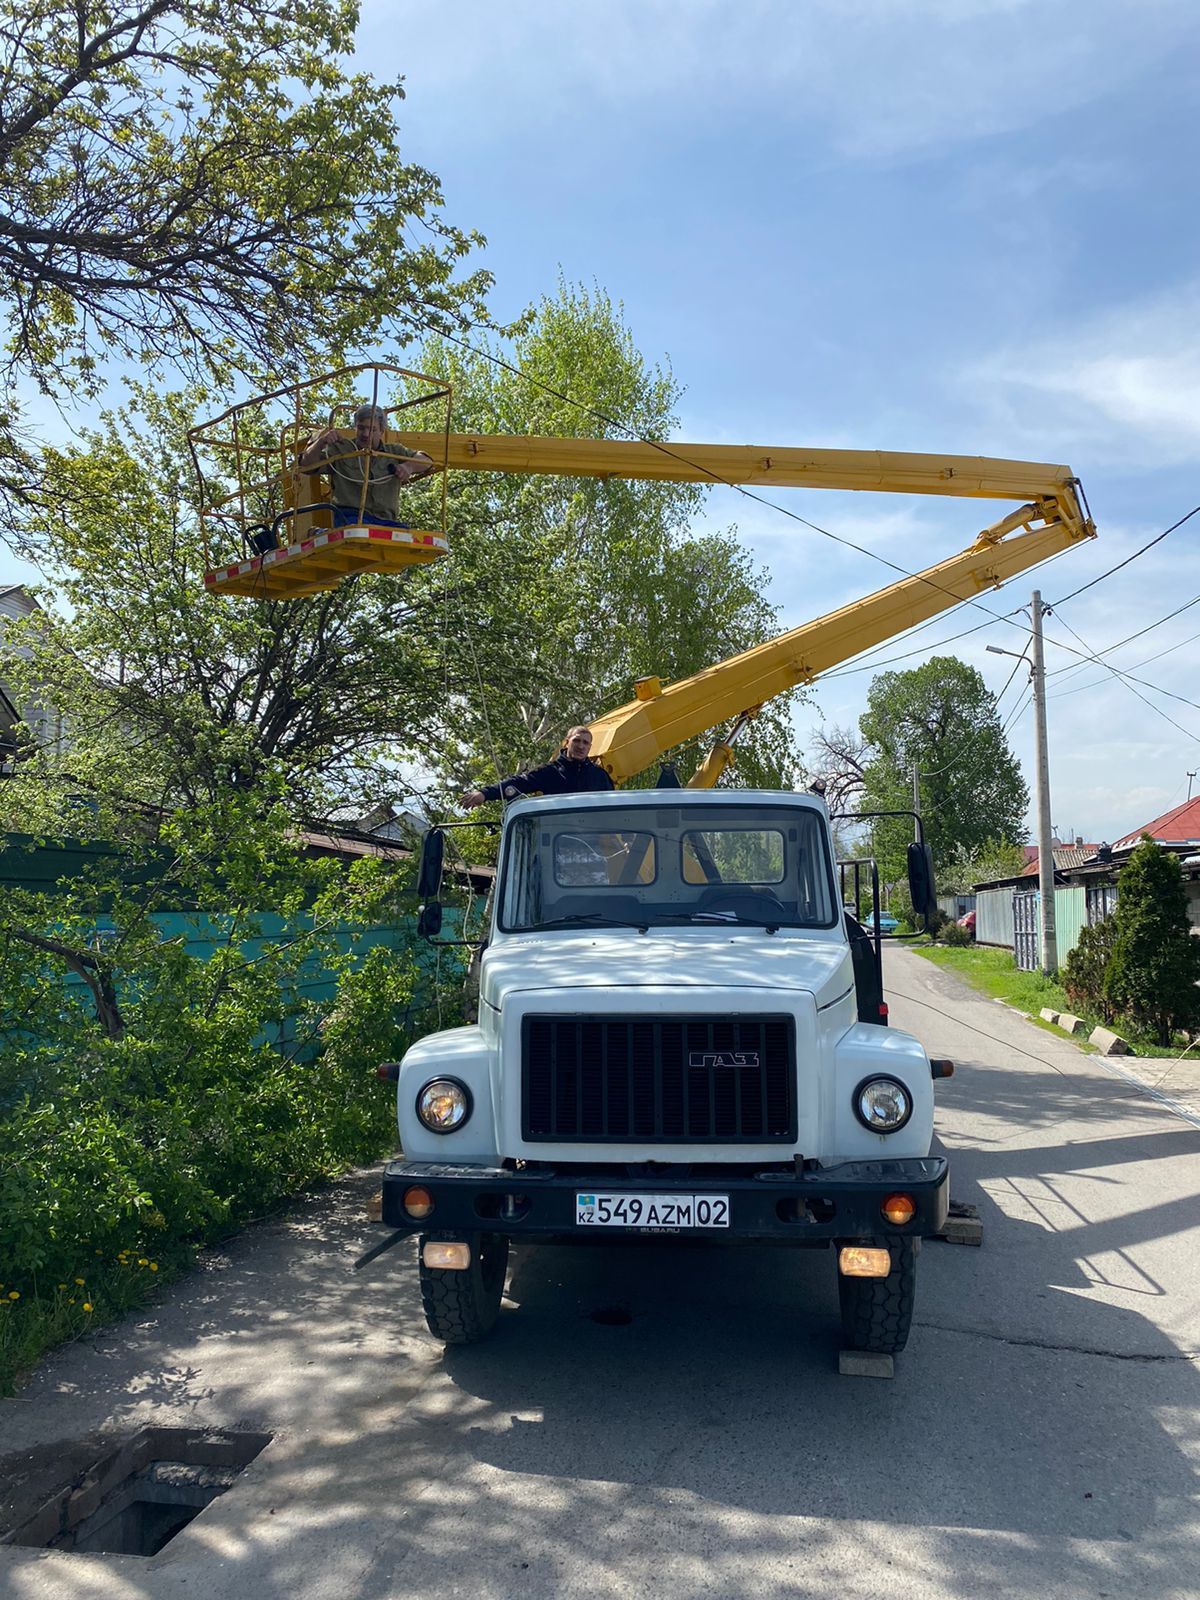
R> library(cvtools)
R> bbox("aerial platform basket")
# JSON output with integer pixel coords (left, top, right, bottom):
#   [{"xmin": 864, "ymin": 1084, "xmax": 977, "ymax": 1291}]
[
  {"xmin": 204, "ymin": 524, "xmax": 448, "ymax": 598},
  {"xmin": 189, "ymin": 363, "xmax": 453, "ymax": 600}
]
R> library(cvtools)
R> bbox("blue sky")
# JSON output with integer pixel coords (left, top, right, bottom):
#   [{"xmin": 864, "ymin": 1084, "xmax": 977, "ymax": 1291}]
[{"xmin": 6, "ymin": 1, "xmax": 1199, "ymax": 839}]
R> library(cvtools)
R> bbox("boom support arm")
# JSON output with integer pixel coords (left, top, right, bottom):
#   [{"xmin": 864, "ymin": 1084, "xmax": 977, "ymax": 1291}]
[
  {"xmin": 396, "ymin": 431, "xmax": 1093, "ymax": 788},
  {"xmin": 586, "ymin": 508, "xmax": 1092, "ymax": 785},
  {"xmin": 402, "ymin": 432, "xmax": 1086, "ymax": 514}
]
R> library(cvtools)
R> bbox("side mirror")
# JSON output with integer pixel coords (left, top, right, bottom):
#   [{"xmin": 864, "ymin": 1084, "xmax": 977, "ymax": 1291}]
[
  {"xmin": 417, "ymin": 901, "xmax": 443, "ymax": 939},
  {"xmin": 417, "ymin": 827, "xmax": 445, "ymax": 899},
  {"xmin": 907, "ymin": 841, "xmax": 937, "ymax": 919}
]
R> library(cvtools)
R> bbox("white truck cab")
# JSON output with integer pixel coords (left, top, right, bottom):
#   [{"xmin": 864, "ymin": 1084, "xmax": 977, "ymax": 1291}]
[{"xmin": 376, "ymin": 788, "xmax": 950, "ymax": 1357}]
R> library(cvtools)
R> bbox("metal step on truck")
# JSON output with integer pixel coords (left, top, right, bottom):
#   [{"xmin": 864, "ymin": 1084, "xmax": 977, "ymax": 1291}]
[{"xmin": 367, "ymin": 787, "xmax": 953, "ymax": 1363}]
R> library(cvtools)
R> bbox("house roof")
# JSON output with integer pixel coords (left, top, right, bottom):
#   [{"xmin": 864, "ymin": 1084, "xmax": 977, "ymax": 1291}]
[
  {"xmin": 1022, "ymin": 843, "xmax": 1101, "ymax": 875},
  {"xmin": 1112, "ymin": 795, "xmax": 1200, "ymax": 852}
]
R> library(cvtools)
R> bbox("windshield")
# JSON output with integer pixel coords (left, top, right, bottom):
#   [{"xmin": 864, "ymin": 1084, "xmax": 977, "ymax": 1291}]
[{"xmin": 497, "ymin": 802, "xmax": 838, "ymax": 932}]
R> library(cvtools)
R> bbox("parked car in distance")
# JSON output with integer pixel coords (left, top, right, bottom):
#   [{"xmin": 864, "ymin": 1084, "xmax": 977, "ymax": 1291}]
[
  {"xmin": 865, "ymin": 911, "xmax": 900, "ymax": 934},
  {"xmin": 957, "ymin": 910, "xmax": 976, "ymax": 935}
]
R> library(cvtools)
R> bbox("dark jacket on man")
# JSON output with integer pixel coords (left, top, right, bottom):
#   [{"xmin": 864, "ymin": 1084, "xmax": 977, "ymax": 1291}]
[{"xmin": 481, "ymin": 750, "xmax": 615, "ymax": 803}]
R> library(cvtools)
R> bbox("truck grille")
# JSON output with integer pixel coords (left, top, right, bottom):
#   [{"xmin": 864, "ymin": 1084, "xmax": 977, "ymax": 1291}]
[{"xmin": 521, "ymin": 1014, "xmax": 796, "ymax": 1143}]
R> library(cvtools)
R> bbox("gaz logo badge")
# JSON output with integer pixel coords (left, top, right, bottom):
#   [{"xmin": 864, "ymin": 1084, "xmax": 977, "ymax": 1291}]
[{"xmin": 689, "ymin": 1051, "xmax": 760, "ymax": 1069}]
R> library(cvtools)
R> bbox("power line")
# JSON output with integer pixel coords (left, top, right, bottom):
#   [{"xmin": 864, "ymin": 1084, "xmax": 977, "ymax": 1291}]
[
  {"xmin": 1050, "ymin": 504, "xmax": 1200, "ymax": 606},
  {"xmin": 1047, "ymin": 590, "xmax": 1200, "ymax": 681},
  {"xmin": 1045, "ymin": 614, "xmax": 1200, "ymax": 747},
  {"xmin": 1048, "ymin": 623, "xmax": 1200, "ymax": 703},
  {"xmin": 424, "ymin": 317, "xmax": 1054, "ymax": 644},
  {"xmin": 917, "ymin": 645, "xmax": 1029, "ymax": 781},
  {"xmin": 1041, "ymin": 621, "xmax": 1200, "ymax": 716}
]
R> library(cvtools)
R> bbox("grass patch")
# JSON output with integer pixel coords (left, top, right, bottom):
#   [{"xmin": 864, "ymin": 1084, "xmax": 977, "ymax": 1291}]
[{"xmin": 910, "ymin": 943, "xmax": 1185, "ymax": 1057}]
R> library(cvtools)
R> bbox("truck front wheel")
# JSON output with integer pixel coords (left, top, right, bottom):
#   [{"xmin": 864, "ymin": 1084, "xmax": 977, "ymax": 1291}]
[
  {"xmin": 837, "ymin": 1238, "xmax": 916, "ymax": 1354},
  {"xmin": 418, "ymin": 1232, "xmax": 509, "ymax": 1345}
]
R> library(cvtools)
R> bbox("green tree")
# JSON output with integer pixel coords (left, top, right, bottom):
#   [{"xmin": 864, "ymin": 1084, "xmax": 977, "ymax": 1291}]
[
  {"xmin": 0, "ymin": 0, "xmax": 488, "ymax": 533},
  {"xmin": 402, "ymin": 281, "xmax": 802, "ymax": 792},
  {"xmin": 938, "ymin": 836, "xmax": 1027, "ymax": 894},
  {"xmin": 850, "ymin": 656, "xmax": 1028, "ymax": 887},
  {"xmin": 2, "ymin": 385, "xmax": 450, "ymax": 827},
  {"xmin": 1103, "ymin": 837, "xmax": 1200, "ymax": 1046},
  {"xmin": 2, "ymin": 286, "xmax": 800, "ymax": 838}
]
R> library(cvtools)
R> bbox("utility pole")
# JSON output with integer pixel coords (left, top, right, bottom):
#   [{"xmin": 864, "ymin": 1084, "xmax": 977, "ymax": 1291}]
[
  {"xmin": 1030, "ymin": 591, "xmax": 1057, "ymax": 975},
  {"xmin": 911, "ymin": 763, "xmax": 920, "ymax": 841},
  {"xmin": 1189, "ymin": 771, "xmax": 1197, "ymax": 803}
]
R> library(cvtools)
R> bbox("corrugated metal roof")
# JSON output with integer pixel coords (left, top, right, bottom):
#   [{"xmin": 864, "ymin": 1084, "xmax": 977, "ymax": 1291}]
[
  {"xmin": 1113, "ymin": 795, "xmax": 1200, "ymax": 851},
  {"xmin": 1022, "ymin": 843, "xmax": 1101, "ymax": 875}
]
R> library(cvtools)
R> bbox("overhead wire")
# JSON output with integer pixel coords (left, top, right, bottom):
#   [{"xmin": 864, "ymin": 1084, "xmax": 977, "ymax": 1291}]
[
  {"xmin": 422, "ymin": 317, "xmax": 1063, "ymax": 647},
  {"xmin": 1048, "ymin": 623, "xmax": 1200, "ymax": 703},
  {"xmin": 915, "ymin": 643, "xmax": 1029, "ymax": 782},
  {"xmin": 1050, "ymin": 504, "xmax": 1200, "ymax": 606},
  {"xmin": 820, "ymin": 541, "xmax": 1085, "ymax": 680},
  {"xmin": 407, "ymin": 299, "xmax": 1200, "ymax": 795},
  {"xmin": 1043, "ymin": 613, "xmax": 1200, "ymax": 747},
  {"xmin": 1041, "ymin": 619, "xmax": 1200, "ymax": 716},
  {"xmin": 1046, "ymin": 589, "xmax": 1200, "ymax": 680}
]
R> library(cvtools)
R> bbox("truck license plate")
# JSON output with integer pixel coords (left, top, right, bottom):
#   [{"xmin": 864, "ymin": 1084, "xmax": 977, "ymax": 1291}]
[{"xmin": 575, "ymin": 1192, "xmax": 730, "ymax": 1229}]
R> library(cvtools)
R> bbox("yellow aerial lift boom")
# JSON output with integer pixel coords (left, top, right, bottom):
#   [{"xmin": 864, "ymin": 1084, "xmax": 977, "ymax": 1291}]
[{"xmin": 193, "ymin": 366, "xmax": 1095, "ymax": 785}]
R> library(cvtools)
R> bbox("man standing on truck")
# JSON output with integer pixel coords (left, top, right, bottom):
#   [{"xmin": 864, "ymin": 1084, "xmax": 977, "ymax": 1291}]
[
  {"xmin": 461, "ymin": 725, "xmax": 615, "ymax": 808},
  {"xmin": 298, "ymin": 403, "xmax": 435, "ymax": 527}
]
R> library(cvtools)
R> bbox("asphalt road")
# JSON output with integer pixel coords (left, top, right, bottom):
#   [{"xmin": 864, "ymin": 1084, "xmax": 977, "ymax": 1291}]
[{"xmin": 2, "ymin": 945, "xmax": 1198, "ymax": 1599}]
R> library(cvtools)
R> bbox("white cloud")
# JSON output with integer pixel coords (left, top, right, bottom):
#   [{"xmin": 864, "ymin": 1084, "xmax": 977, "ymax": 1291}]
[
  {"xmin": 967, "ymin": 280, "xmax": 1200, "ymax": 465},
  {"xmin": 376, "ymin": 0, "xmax": 1196, "ymax": 164}
]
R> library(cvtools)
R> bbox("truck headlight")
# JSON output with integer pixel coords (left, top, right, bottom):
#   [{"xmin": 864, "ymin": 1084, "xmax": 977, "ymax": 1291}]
[
  {"xmin": 853, "ymin": 1076, "xmax": 912, "ymax": 1133},
  {"xmin": 416, "ymin": 1078, "xmax": 472, "ymax": 1133}
]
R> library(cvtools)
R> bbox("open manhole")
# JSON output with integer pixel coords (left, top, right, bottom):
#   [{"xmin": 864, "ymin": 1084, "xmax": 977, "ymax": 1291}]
[{"xmin": 3, "ymin": 1427, "xmax": 271, "ymax": 1558}]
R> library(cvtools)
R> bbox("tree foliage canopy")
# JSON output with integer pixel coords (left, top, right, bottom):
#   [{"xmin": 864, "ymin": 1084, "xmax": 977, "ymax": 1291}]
[
  {"xmin": 814, "ymin": 655, "xmax": 1028, "ymax": 886},
  {"xmin": 0, "ymin": 0, "xmax": 488, "ymax": 520},
  {"xmin": 1, "ymin": 284, "xmax": 801, "ymax": 833},
  {"xmin": 402, "ymin": 283, "xmax": 802, "ymax": 792},
  {"xmin": 3, "ymin": 384, "xmax": 453, "ymax": 824}
]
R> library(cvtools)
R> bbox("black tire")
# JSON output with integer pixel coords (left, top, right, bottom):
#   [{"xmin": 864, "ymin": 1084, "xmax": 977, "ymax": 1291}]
[
  {"xmin": 418, "ymin": 1232, "xmax": 509, "ymax": 1345},
  {"xmin": 837, "ymin": 1238, "xmax": 916, "ymax": 1354}
]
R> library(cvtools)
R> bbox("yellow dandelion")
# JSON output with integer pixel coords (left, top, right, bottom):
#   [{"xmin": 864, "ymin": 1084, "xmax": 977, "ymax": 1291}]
[
  {"xmin": 149, "ymin": 1263, "xmax": 158, "ymax": 1273},
  {"xmin": 138, "ymin": 1258, "xmax": 148, "ymax": 1267},
  {"xmin": 82, "ymin": 1303, "xmax": 94, "ymax": 1313},
  {"xmin": 68, "ymin": 1299, "xmax": 76, "ymax": 1306},
  {"xmin": 58, "ymin": 1283, "xmax": 67, "ymax": 1290},
  {"xmin": 74, "ymin": 1278, "xmax": 85, "ymax": 1286},
  {"xmin": 8, "ymin": 1291, "xmax": 20, "ymax": 1301}
]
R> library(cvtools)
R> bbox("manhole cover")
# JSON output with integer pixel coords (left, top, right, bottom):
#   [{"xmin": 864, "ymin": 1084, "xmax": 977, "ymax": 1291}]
[{"xmin": 3, "ymin": 1427, "xmax": 271, "ymax": 1558}]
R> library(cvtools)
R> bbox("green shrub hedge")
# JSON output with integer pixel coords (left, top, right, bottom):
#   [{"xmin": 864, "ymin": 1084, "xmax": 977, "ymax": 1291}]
[{"xmin": 0, "ymin": 802, "xmax": 447, "ymax": 1391}]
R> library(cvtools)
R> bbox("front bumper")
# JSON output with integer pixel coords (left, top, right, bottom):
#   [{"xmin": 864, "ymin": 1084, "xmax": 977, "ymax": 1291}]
[{"xmin": 380, "ymin": 1156, "xmax": 948, "ymax": 1241}]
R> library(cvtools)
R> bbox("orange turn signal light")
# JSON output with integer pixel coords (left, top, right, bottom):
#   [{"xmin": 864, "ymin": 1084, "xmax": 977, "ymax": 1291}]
[
  {"xmin": 838, "ymin": 1246, "xmax": 891, "ymax": 1278},
  {"xmin": 881, "ymin": 1192, "xmax": 917, "ymax": 1226},
  {"xmin": 422, "ymin": 1241, "xmax": 471, "ymax": 1271},
  {"xmin": 403, "ymin": 1185, "xmax": 435, "ymax": 1220}
]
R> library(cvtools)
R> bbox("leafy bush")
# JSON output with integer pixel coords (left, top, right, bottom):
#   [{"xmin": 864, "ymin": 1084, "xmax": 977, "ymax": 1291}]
[
  {"xmin": 1062, "ymin": 918, "xmax": 1118, "ymax": 1023},
  {"xmin": 940, "ymin": 920, "xmax": 972, "ymax": 946},
  {"xmin": 1104, "ymin": 838, "xmax": 1200, "ymax": 1046},
  {"xmin": 0, "ymin": 798, "xmax": 440, "ymax": 1389}
]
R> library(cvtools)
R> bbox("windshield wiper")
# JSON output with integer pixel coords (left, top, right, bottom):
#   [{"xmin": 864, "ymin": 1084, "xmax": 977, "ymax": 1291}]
[
  {"xmin": 537, "ymin": 913, "xmax": 650, "ymax": 932},
  {"xmin": 663, "ymin": 911, "xmax": 782, "ymax": 932}
]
